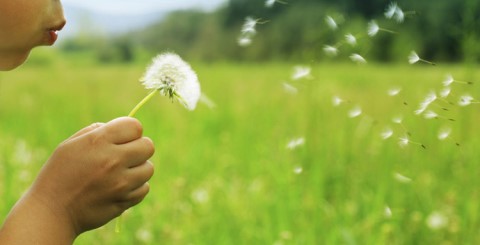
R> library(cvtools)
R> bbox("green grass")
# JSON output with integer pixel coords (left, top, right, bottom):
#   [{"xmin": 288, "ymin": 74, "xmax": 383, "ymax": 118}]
[{"xmin": 1, "ymin": 52, "xmax": 480, "ymax": 244}]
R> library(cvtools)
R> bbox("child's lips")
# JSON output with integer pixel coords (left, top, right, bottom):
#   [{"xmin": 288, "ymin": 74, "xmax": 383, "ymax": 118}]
[{"xmin": 45, "ymin": 20, "xmax": 66, "ymax": 45}]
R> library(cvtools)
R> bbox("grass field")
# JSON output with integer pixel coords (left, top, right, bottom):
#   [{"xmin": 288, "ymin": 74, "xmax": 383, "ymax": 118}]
[{"xmin": 1, "ymin": 51, "xmax": 480, "ymax": 244}]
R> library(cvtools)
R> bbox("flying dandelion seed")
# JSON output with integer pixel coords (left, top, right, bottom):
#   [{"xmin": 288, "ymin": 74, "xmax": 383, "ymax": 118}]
[
  {"xmin": 388, "ymin": 87, "xmax": 402, "ymax": 96},
  {"xmin": 415, "ymin": 91, "xmax": 437, "ymax": 115},
  {"xmin": 348, "ymin": 106, "xmax": 362, "ymax": 118},
  {"xmin": 438, "ymin": 127, "xmax": 451, "ymax": 140},
  {"xmin": 286, "ymin": 137, "xmax": 305, "ymax": 150},
  {"xmin": 293, "ymin": 166, "xmax": 303, "ymax": 174},
  {"xmin": 458, "ymin": 94, "xmax": 478, "ymax": 106},
  {"xmin": 443, "ymin": 74, "xmax": 473, "ymax": 86},
  {"xmin": 241, "ymin": 17, "xmax": 259, "ymax": 35},
  {"xmin": 408, "ymin": 51, "xmax": 435, "ymax": 65},
  {"xmin": 381, "ymin": 127, "xmax": 394, "ymax": 140},
  {"xmin": 392, "ymin": 115, "xmax": 403, "ymax": 124},
  {"xmin": 439, "ymin": 87, "xmax": 451, "ymax": 98},
  {"xmin": 426, "ymin": 211, "xmax": 449, "ymax": 230},
  {"xmin": 423, "ymin": 110, "xmax": 438, "ymax": 119},
  {"xmin": 323, "ymin": 45, "xmax": 339, "ymax": 57},
  {"xmin": 238, "ymin": 36, "xmax": 253, "ymax": 47},
  {"xmin": 394, "ymin": 172, "xmax": 412, "ymax": 183},
  {"xmin": 384, "ymin": 2, "xmax": 398, "ymax": 19},
  {"xmin": 384, "ymin": 206, "xmax": 393, "ymax": 218},
  {"xmin": 367, "ymin": 20, "xmax": 395, "ymax": 37},
  {"xmin": 265, "ymin": 0, "xmax": 287, "ymax": 8},
  {"xmin": 283, "ymin": 82, "xmax": 298, "ymax": 94},
  {"xmin": 325, "ymin": 16, "xmax": 338, "ymax": 30},
  {"xmin": 350, "ymin": 53, "xmax": 367, "ymax": 64},
  {"xmin": 398, "ymin": 136, "xmax": 409, "ymax": 148},
  {"xmin": 332, "ymin": 95, "xmax": 343, "ymax": 106},
  {"xmin": 394, "ymin": 7, "xmax": 405, "ymax": 23},
  {"xmin": 291, "ymin": 66, "xmax": 312, "ymax": 80},
  {"xmin": 345, "ymin": 33, "xmax": 357, "ymax": 46}
]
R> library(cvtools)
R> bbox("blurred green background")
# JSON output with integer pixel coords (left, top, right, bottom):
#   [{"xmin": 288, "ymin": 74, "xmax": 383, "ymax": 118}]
[{"xmin": 1, "ymin": 0, "xmax": 480, "ymax": 244}]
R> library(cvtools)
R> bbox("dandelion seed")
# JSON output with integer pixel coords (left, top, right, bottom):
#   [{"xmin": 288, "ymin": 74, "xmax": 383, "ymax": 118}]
[
  {"xmin": 241, "ymin": 17, "xmax": 259, "ymax": 35},
  {"xmin": 136, "ymin": 228, "xmax": 153, "ymax": 243},
  {"xmin": 291, "ymin": 66, "xmax": 312, "ymax": 80},
  {"xmin": 415, "ymin": 91, "xmax": 437, "ymax": 115},
  {"xmin": 443, "ymin": 74, "xmax": 473, "ymax": 86},
  {"xmin": 384, "ymin": 206, "xmax": 393, "ymax": 218},
  {"xmin": 388, "ymin": 87, "xmax": 402, "ymax": 96},
  {"xmin": 368, "ymin": 20, "xmax": 395, "ymax": 37},
  {"xmin": 398, "ymin": 136, "xmax": 409, "ymax": 148},
  {"xmin": 439, "ymin": 87, "xmax": 451, "ymax": 98},
  {"xmin": 392, "ymin": 115, "xmax": 403, "ymax": 124},
  {"xmin": 283, "ymin": 82, "xmax": 298, "ymax": 95},
  {"xmin": 265, "ymin": 0, "xmax": 287, "ymax": 8},
  {"xmin": 458, "ymin": 94, "xmax": 478, "ymax": 106},
  {"xmin": 394, "ymin": 172, "xmax": 412, "ymax": 183},
  {"xmin": 191, "ymin": 188, "xmax": 210, "ymax": 204},
  {"xmin": 345, "ymin": 33, "xmax": 357, "ymax": 46},
  {"xmin": 381, "ymin": 127, "xmax": 394, "ymax": 140},
  {"xmin": 350, "ymin": 53, "xmax": 367, "ymax": 64},
  {"xmin": 286, "ymin": 137, "xmax": 305, "ymax": 150},
  {"xmin": 238, "ymin": 36, "xmax": 253, "ymax": 47},
  {"xmin": 332, "ymin": 95, "xmax": 343, "ymax": 107},
  {"xmin": 423, "ymin": 110, "xmax": 438, "ymax": 119},
  {"xmin": 394, "ymin": 7, "xmax": 405, "ymax": 23},
  {"xmin": 323, "ymin": 45, "xmax": 338, "ymax": 57},
  {"xmin": 348, "ymin": 106, "xmax": 362, "ymax": 118},
  {"xmin": 199, "ymin": 93, "xmax": 216, "ymax": 109},
  {"xmin": 293, "ymin": 166, "xmax": 303, "ymax": 174},
  {"xmin": 135, "ymin": 52, "xmax": 201, "ymax": 114},
  {"xmin": 438, "ymin": 127, "xmax": 451, "ymax": 140},
  {"xmin": 384, "ymin": 2, "xmax": 398, "ymax": 19},
  {"xmin": 325, "ymin": 16, "xmax": 338, "ymax": 30},
  {"xmin": 408, "ymin": 51, "xmax": 435, "ymax": 65},
  {"xmin": 426, "ymin": 211, "xmax": 448, "ymax": 230}
]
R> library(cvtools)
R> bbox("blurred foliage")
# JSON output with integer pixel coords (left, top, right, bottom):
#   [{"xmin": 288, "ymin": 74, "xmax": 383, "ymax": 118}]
[{"xmin": 59, "ymin": 0, "xmax": 480, "ymax": 63}]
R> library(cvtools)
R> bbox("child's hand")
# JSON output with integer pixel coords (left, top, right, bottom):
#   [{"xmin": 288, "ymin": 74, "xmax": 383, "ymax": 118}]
[{"xmin": 30, "ymin": 117, "xmax": 155, "ymax": 235}]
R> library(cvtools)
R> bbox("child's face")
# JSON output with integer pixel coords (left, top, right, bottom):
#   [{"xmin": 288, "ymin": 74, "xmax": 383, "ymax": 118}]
[{"xmin": 0, "ymin": 0, "xmax": 66, "ymax": 70}]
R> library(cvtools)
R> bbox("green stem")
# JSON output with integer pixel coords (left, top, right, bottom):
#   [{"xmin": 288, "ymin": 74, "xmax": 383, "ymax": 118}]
[{"xmin": 128, "ymin": 90, "xmax": 158, "ymax": 117}]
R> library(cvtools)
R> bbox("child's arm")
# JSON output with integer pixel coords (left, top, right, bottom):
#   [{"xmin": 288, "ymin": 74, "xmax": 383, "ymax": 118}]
[{"xmin": 0, "ymin": 117, "xmax": 155, "ymax": 244}]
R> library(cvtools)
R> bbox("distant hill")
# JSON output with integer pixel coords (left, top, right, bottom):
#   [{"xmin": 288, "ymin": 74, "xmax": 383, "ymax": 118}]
[{"xmin": 61, "ymin": 4, "xmax": 166, "ymax": 37}]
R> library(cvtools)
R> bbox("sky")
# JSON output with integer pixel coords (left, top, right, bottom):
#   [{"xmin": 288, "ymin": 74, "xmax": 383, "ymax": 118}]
[{"xmin": 62, "ymin": 0, "xmax": 228, "ymax": 15}]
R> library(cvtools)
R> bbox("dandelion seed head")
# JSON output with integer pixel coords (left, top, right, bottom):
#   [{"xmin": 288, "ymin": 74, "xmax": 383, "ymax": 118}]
[
  {"xmin": 458, "ymin": 94, "xmax": 474, "ymax": 106},
  {"xmin": 367, "ymin": 20, "xmax": 380, "ymax": 37},
  {"xmin": 408, "ymin": 51, "xmax": 420, "ymax": 64},
  {"xmin": 443, "ymin": 74, "xmax": 454, "ymax": 86},
  {"xmin": 426, "ymin": 211, "xmax": 448, "ymax": 230},
  {"xmin": 394, "ymin": 172, "xmax": 412, "ymax": 183},
  {"xmin": 325, "ymin": 16, "xmax": 338, "ymax": 30},
  {"xmin": 348, "ymin": 106, "xmax": 362, "ymax": 118},
  {"xmin": 345, "ymin": 33, "xmax": 357, "ymax": 46},
  {"xmin": 291, "ymin": 66, "xmax": 311, "ymax": 80},
  {"xmin": 323, "ymin": 45, "xmax": 338, "ymax": 57},
  {"xmin": 350, "ymin": 53, "xmax": 367, "ymax": 64},
  {"xmin": 141, "ymin": 52, "xmax": 201, "ymax": 111}
]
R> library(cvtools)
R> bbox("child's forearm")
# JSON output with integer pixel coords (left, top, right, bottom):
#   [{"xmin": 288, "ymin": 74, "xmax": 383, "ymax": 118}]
[{"xmin": 0, "ymin": 190, "xmax": 77, "ymax": 244}]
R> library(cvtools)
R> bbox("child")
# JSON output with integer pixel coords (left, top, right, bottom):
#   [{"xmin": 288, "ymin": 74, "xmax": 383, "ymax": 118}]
[{"xmin": 0, "ymin": 0, "xmax": 155, "ymax": 244}]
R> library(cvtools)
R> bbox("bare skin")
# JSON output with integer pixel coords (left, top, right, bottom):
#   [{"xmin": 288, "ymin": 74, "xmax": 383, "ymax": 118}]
[{"xmin": 0, "ymin": 0, "xmax": 156, "ymax": 244}]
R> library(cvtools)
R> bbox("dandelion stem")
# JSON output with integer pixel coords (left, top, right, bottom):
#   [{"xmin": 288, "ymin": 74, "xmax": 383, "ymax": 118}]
[
  {"xmin": 380, "ymin": 28, "xmax": 397, "ymax": 34},
  {"xmin": 128, "ymin": 90, "xmax": 158, "ymax": 117},
  {"xmin": 420, "ymin": 59, "xmax": 436, "ymax": 66}
]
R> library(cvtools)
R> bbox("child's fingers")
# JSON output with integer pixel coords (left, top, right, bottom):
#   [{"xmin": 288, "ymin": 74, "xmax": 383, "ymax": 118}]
[
  {"xmin": 118, "ymin": 137, "xmax": 155, "ymax": 168},
  {"xmin": 102, "ymin": 117, "xmax": 143, "ymax": 144},
  {"xmin": 125, "ymin": 161, "xmax": 154, "ymax": 191},
  {"xmin": 66, "ymin": 122, "xmax": 105, "ymax": 141},
  {"xmin": 118, "ymin": 183, "xmax": 151, "ymax": 210}
]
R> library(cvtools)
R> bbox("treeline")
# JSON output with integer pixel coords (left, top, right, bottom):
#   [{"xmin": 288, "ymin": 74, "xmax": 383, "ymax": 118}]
[{"xmin": 61, "ymin": 0, "xmax": 480, "ymax": 63}]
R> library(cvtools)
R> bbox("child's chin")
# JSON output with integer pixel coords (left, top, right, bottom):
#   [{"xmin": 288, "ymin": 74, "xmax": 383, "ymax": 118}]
[{"xmin": 0, "ymin": 51, "xmax": 30, "ymax": 71}]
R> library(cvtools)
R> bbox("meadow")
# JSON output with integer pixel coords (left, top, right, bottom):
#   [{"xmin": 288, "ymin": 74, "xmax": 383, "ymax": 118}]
[{"xmin": 1, "ymin": 50, "xmax": 480, "ymax": 244}]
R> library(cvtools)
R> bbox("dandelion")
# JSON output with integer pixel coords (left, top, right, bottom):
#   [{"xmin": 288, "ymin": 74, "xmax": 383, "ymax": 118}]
[
  {"xmin": 332, "ymin": 95, "xmax": 343, "ymax": 106},
  {"xmin": 325, "ymin": 16, "xmax": 338, "ymax": 30},
  {"xmin": 367, "ymin": 20, "xmax": 395, "ymax": 37},
  {"xmin": 394, "ymin": 7, "xmax": 405, "ymax": 23},
  {"xmin": 323, "ymin": 45, "xmax": 338, "ymax": 57},
  {"xmin": 415, "ymin": 91, "xmax": 437, "ymax": 115},
  {"xmin": 384, "ymin": 2, "xmax": 398, "ymax": 19},
  {"xmin": 443, "ymin": 74, "xmax": 473, "ymax": 86},
  {"xmin": 348, "ymin": 105, "xmax": 362, "ymax": 118},
  {"xmin": 130, "ymin": 52, "xmax": 201, "ymax": 116},
  {"xmin": 381, "ymin": 127, "xmax": 394, "ymax": 140},
  {"xmin": 394, "ymin": 172, "xmax": 412, "ymax": 183},
  {"xmin": 408, "ymin": 51, "xmax": 435, "ymax": 65},
  {"xmin": 345, "ymin": 33, "xmax": 357, "ymax": 46},
  {"xmin": 426, "ymin": 211, "xmax": 449, "ymax": 230},
  {"xmin": 282, "ymin": 82, "xmax": 298, "ymax": 95},
  {"xmin": 385, "ymin": 2, "xmax": 415, "ymax": 23},
  {"xmin": 291, "ymin": 66, "xmax": 312, "ymax": 80},
  {"xmin": 286, "ymin": 137, "xmax": 305, "ymax": 150},
  {"xmin": 241, "ymin": 17, "xmax": 259, "ymax": 36},
  {"xmin": 350, "ymin": 53, "xmax": 367, "ymax": 64},
  {"xmin": 388, "ymin": 87, "xmax": 402, "ymax": 96}
]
